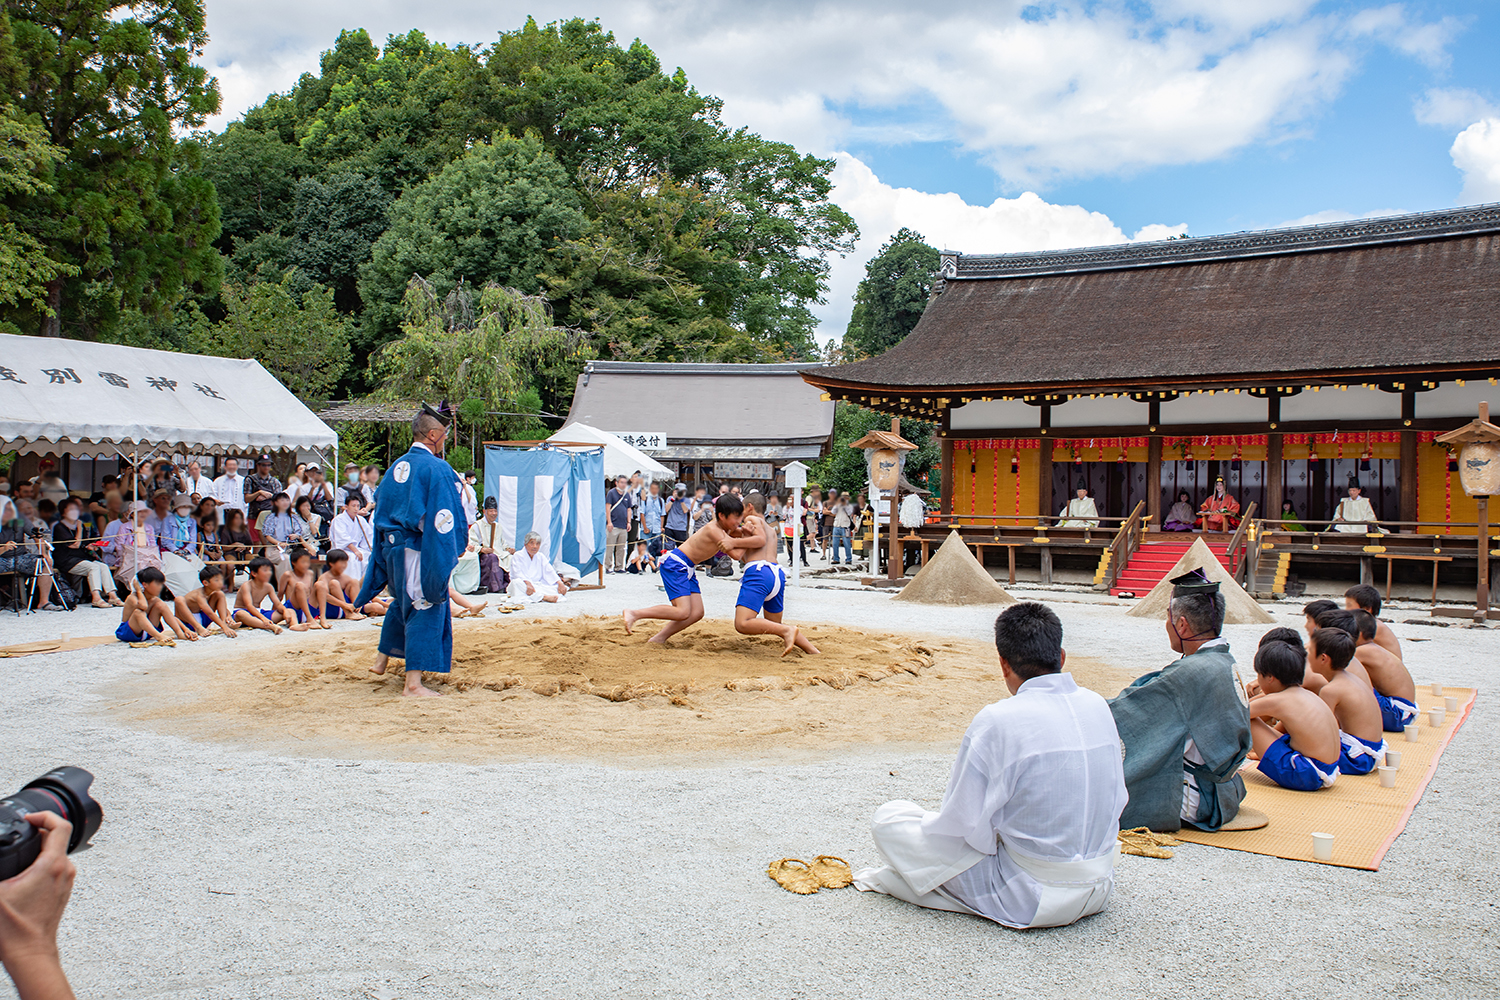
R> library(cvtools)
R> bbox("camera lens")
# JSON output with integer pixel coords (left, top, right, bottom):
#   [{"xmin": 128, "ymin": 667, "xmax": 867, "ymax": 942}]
[{"xmin": 0, "ymin": 767, "xmax": 103, "ymax": 879}]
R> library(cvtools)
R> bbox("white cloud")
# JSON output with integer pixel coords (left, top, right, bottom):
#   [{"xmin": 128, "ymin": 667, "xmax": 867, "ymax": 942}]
[
  {"xmin": 1413, "ymin": 88, "xmax": 1498, "ymax": 129},
  {"xmin": 1451, "ymin": 119, "xmax": 1500, "ymax": 204},
  {"xmin": 1273, "ymin": 207, "xmax": 1408, "ymax": 228},
  {"xmin": 199, "ymin": 1, "xmax": 1463, "ymax": 186},
  {"xmin": 815, "ymin": 154, "xmax": 1185, "ymax": 340}
]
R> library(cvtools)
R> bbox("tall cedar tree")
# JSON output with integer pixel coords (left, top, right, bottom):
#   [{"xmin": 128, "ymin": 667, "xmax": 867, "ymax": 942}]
[{"xmin": 843, "ymin": 228, "xmax": 938, "ymax": 360}]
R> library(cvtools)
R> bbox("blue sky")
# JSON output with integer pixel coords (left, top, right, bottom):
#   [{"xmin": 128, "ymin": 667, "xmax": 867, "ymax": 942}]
[{"xmin": 202, "ymin": 1, "xmax": 1500, "ymax": 338}]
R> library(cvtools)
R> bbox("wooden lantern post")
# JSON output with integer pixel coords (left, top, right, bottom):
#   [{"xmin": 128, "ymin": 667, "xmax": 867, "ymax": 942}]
[
  {"xmin": 1434, "ymin": 402, "xmax": 1500, "ymax": 623},
  {"xmin": 849, "ymin": 421, "xmax": 919, "ymax": 582},
  {"xmin": 782, "ymin": 460, "xmax": 810, "ymax": 588}
]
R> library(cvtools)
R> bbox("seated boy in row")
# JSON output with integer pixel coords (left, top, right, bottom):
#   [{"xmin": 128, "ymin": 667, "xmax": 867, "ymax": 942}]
[
  {"xmin": 1304, "ymin": 600, "xmax": 1416, "ymax": 731},
  {"xmin": 278, "ymin": 547, "xmax": 326, "ymax": 629},
  {"xmin": 1247, "ymin": 638, "xmax": 1341, "ymax": 791},
  {"xmin": 316, "ymin": 550, "xmax": 373, "ymax": 620},
  {"xmin": 1345, "ymin": 583, "xmax": 1402, "ymax": 659},
  {"xmin": 117, "ymin": 568, "xmax": 196, "ymax": 643},
  {"xmin": 181, "ymin": 565, "xmax": 238, "ymax": 638},
  {"xmin": 233, "ymin": 557, "xmax": 304, "ymax": 633},
  {"xmin": 1307, "ymin": 627, "xmax": 1386, "ymax": 775}
]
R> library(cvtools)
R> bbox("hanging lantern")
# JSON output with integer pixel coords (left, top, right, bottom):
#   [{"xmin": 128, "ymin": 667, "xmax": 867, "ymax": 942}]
[
  {"xmin": 1010, "ymin": 449, "xmax": 1020, "ymax": 474},
  {"xmin": 1230, "ymin": 438, "xmax": 1242, "ymax": 471},
  {"xmin": 1184, "ymin": 446, "xmax": 1195, "ymax": 471},
  {"xmin": 1360, "ymin": 448, "xmax": 1372, "ymax": 472},
  {"xmin": 1117, "ymin": 448, "xmax": 1128, "ymax": 464},
  {"xmin": 1448, "ymin": 451, "xmax": 1460, "ymax": 472},
  {"xmin": 1309, "ymin": 442, "xmax": 1319, "ymax": 462}
]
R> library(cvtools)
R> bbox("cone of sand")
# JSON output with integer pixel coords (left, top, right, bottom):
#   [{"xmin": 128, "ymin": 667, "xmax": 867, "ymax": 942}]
[
  {"xmin": 893, "ymin": 530, "xmax": 1016, "ymax": 606},
  {"xmin": 1125, "ymin": 536, "xmax": 1273, "ymax": 624}
]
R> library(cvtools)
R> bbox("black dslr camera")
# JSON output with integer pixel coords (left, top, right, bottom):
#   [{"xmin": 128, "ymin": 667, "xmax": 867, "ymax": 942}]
[{"xmin": 0, "ymin": 767, "xmax": 103, "ymax": 880}]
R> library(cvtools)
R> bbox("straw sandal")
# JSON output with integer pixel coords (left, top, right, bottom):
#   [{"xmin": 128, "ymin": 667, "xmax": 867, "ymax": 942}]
[
  {"xmin": 1118, "ymin": 827, "xmax": 1181, "ymax": 859},
  {"xmin": 767, "ymin": 858, "xmax": 822, "ymax": 894},
  {"xmin": 809, "ymin": 855, "xmax": 853, "ymax": 889}
]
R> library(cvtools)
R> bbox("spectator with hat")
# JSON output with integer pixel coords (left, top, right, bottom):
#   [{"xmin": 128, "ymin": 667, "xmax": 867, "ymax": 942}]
[
  {"xmin": 159, "ymin": 494, "xmax": 199, "ymax": 559},
  {"xmin": 34, "ymin": 459, "xmax": 69, "ymax": 506},
  {"xmin": 243, "ymin": 455, "xmax": 283, "ymax": 532},
  {"xmin": 145, "ymin": 489, "xmax": 172, "ymax": 539},
  {"xmin": 663, "ymin": 482, "xmax": 692, "ymax": 546}
]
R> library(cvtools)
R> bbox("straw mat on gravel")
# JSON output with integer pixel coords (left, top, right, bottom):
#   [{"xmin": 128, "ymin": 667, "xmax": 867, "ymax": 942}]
[{"xmin": 1174, "ymin": 687, "xmax": 1476, "ymax": 869}]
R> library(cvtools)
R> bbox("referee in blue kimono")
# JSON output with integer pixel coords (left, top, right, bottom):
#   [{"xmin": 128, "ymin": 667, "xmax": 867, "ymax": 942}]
[{"xmin": 360, "ymin": 403, "xmax": 466, "ymax": 696}]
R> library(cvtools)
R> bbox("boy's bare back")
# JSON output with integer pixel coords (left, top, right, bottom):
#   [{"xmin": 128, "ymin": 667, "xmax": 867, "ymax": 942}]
[
  {"xmin": 734, "ymin": 513, "xmax": 776, "ymax": 563},
  {"xmin": 1354, "ymin": 642, "xmax": 1415, "ymax": 702},
  {"xmin": 1319, "ymin": 671, "xmax": 1384, "ymax": 743},
  {"xmin": 1251, "ymin": 686, "xmax": 1341, "ymax": 763},
  {"xmin": 1372, "ymin": 620, "xmax": 1403, "ymax": 660}
]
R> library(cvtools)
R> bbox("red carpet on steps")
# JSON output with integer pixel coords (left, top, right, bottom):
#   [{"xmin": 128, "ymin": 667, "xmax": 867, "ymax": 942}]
[{"xmin": 1110, "ymin": 536, "xmax": 1235, "ymax": 597}]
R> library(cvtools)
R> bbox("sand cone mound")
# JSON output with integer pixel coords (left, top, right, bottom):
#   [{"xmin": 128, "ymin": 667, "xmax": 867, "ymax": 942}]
[
  {"xmin": 1125, "ymin": 536, "xmax": 1273, "ymax": 624},
  {"xmin": 894, "ymin": 530, "xmax": 1016, "ymax": 606}
]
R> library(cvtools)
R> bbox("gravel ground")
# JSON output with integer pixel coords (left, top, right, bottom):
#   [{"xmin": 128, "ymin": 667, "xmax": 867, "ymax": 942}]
[{"xmin": 2, "ymin": 569, "xmax": 1496, "ymax": 999}]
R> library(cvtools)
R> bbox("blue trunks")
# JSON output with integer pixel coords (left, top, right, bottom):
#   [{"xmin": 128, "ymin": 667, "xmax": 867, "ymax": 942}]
[
  {"xmin": 323, "ymin": 603, "xmax": 344, "ymax": 620},
  {"xmin": 195, "ymin": 611, "xmax": 214, "ymax": 629},
  {"xmin": 115, "ymin": 621, "xmax": 147, "ymax": 643},
  {"xmin": 736, "ymin": 560, "xmax": 786, "ymax": 615},
  {"xmin": 1374, "ymin": 691, "xmax": 1417, "ymax": 732},
  {"xmin": 660, "ymin": 549, "xmax": 701, "ymax": 603},
  {"xmin": 1258, "ymin": 733, "xmax": 1339, "ymax": 791},
  {"xmin": 1338, "ymin": 731, "xmax": 1387, "ymax": 775}
]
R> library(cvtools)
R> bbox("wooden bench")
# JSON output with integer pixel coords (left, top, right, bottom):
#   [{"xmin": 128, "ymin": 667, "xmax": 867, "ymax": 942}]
[{"xmin": 1376, "ymin": 553, "xmax": 1453, "ymax": 605}]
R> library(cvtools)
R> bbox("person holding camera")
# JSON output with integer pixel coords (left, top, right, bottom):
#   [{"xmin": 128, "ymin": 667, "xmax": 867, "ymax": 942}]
[
  {"xmin": 0, "ymin": 511, "xmax": 62, "ymax": 611},
  {"xmin": 662, "ymin": 483, "xmax": 691, "ymax": 546},
  {"xmin": 0, "ymin": 811, "xmax": 77, "ymax": 1000}
]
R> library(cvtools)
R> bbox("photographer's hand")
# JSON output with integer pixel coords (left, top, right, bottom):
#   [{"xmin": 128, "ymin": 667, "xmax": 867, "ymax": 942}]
[{"xmin": 0, "ymin": 812, "xmax": 77, "ymax": 1000}]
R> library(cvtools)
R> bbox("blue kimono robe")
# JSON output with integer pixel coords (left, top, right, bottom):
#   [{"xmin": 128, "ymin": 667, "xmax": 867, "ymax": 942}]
[
  {"xmin": 1108, "ymin": 641, "xmax": 1250, "ymax": 832},
  {"xmin": 356, "ymin": 444, "xmax": 464, "ymax": 674}
]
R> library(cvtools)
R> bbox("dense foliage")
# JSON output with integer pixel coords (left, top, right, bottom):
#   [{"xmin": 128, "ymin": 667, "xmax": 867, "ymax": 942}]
[
  {"xmin": 810, "ymin": 402, "xmax": 938, "ymax": 499},
  {"xmin": 842, "ymin": 228, "xmax": 937, "ymax": 360}
]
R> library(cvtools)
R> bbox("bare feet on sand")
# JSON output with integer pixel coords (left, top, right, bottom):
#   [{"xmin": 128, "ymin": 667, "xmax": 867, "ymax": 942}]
[
  {"xmin": 780, "ymin": 628, "xmax": 818, "ymax": 657},
  {"xmin": 622, "ymin": 610, "xmax": 636, "ymax": 634},
  {"xmin": 347, "ymin": 611, "xmax": 366, "ymax": 621},
  {"xmin": 403, "ymin": 675, "xmax": 442, "ymax": 697},
  {"xmin": 289, "ymin": 622, "xmax": 310, "ymax": 632},
  {"xmin": 369, "ymin": 653, "xmax": 389, "ymax": 677}
]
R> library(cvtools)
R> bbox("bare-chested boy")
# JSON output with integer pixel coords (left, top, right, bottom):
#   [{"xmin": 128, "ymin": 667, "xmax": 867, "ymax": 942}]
[
  {"xmin": 1306, "ymin": 627, "xmax": 1385, "ymax": 774},
  {"xmin": 315, "ymin": 550, "xmax": 368, "ymax": 621},
  {"xmin": 116, "ymin": 567, "xmax": 191, "ymax": 643},
  {"xmin": 1345, "ymin": 584, "xmax": 1403, "ymax": 660},
  {"xmin": 233, "ymin": 556, "xmax": 301, "ymax": 633},
  {"xmin": 182, "ymin": 565, "xmax": 238, "ymax": 637},
  {"xmin": 727, "ymin": 492, "xmax": 818, "ymax": 656},
  {"xmin": 279, "ymin": 547, "xmax": 327, "ymax": 629},
  {"xmin": 1247, "ymin": 639, "xmax": 1341, "ymax": 791},
  {"xmin": 1316, "ymin": 608, "xmax": 1416, "ymax": 731},
  {"xmin": 623, "ymin": 493, "xmax": 760, "ymax": 644}
]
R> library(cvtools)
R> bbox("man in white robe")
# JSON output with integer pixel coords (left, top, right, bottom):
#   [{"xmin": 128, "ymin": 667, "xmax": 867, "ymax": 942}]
[
  {"xmin": 329, "ymin": 493, "xmax": 373, "ymax": 581},
  {"xmin": 507, "ymin": 531, "xmax": 569, "ymax": 604},
  {"xmin": 1332, "ymin": 478, "xmax": 1377, "ymax": 533},
  {"xmin": 854, "ymin": 602, "xmax": 1127, "ymax": 929},
  {"xmin": 1058, "ymin": 481, "xmax": 1100, "ymax": 528}
]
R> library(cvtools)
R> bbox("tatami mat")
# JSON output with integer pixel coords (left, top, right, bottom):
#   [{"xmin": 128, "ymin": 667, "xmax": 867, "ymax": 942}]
[
  {"xmin": 1173, "ymin": 687, "xmax": 1476, "ymax": 869},
  {"xmin": 0, "ymin": 635, "xmax": 117, "ymax": 657}
]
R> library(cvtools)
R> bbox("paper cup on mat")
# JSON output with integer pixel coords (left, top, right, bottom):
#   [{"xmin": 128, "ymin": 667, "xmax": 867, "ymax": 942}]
[
  {"xmin": 59, "ymin": 632, "xmax": 69, "ymax": 644},
  {"xmin": 1384, "ymin": 749, "xmax": 1403, "ymax": 769},
  {"xmin": 1311, "ymin": 832, "xmax": 1334, "ymax": 861},
  {"xmin": 1429, "ymin": 707, "xmax": 1445, "ymax": 727},
  {"xmin": 1431, "ymin": 682, "xmax": 1444, "ymax": 696},
  {"xmin": 1405, "ymin": 725, "xmax": 1421, "ymax": 743},
  {"xmin": 1378, "ymin": 766, "xmax": 1397, "ymax": 788},
  {"xmin": 1445, "ymin": 696, "xmax": 1458, "ymax": 712}
]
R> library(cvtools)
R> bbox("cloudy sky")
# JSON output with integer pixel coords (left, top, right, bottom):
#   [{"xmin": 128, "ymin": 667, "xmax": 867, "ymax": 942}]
[{"xmin": 200, "ymin": 1, "xmax": 1500, "ymax": 342}]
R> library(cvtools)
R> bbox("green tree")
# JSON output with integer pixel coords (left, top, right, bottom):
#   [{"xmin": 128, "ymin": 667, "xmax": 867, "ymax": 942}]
[
  {"xmin": 810, "ymin": 402, "xmax": 938, "ymax": 499},
  {"xmin": 0, "ymin": 110, "xmax": 76, "ymax": 321},
  {"xmin": 202, "ymin": 123, "xmax": 310, "ymax": 255},
  {"xmin": 5, "ymin": 1, "xmax": 222, "ymax": 338},
  {"xmin": 208, "ymin": 273, "xmax": 351, "ymax": 402},
  {"xmin": 844, "ymin": 228, "xmax": 938, "ymax": 360},
  {"xmin": 359, "ymin": 135, "xmax": 587, "ymax": 349},
  {"xmin": 372, "ymin": 278, "xmax": 586, "ymax": 440}
]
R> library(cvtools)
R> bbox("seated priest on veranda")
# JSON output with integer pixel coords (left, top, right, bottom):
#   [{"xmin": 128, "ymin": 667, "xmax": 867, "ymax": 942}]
[
  {"xmin": 1332, "ymin": 477, "xmax": 1378, "ymax": 533},
  {"xmin": 1196, "ymin": 477, "xmax": 1240, "ymax": 532},
  {"xmin": 1163, "ymin": 490, "xmax": 1196, "ymax": 531},
  {"xmin": 507, "ymin": 531, "xmax": 570, "ymax": 604},
  {"xmin": 1057, "ymin": 481, "xmax": 1100, "ymax": 528},
  {"xmin": 854, "ymin": 602, "xmax": 1127, "ymax": 929}
]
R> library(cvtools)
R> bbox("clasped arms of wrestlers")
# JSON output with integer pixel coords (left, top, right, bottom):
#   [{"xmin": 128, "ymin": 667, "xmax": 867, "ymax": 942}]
[{"xmin": 854, "ymin": 577, "xmax": 1415, "ymax": 930}]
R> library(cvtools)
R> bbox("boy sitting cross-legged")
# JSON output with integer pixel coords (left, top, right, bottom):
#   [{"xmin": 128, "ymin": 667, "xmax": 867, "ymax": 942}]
[
  {"xmin": 1307, "ymin": 627, "xmax": 1386, "ymax": 775},
  {"xmin": 1247, "ymin": 639, "xmax": 1341, "ymax": 792},
  {"xmin": 181, "ymin": 564, "xmax": 238, "ymax": 638},
  {"xmin": 315, "ymin": 550, "xmax": 369, "ymax": 621},
  {"xmin": 117, "ymin": 567, "xmax": 184, "ymax": 643}
]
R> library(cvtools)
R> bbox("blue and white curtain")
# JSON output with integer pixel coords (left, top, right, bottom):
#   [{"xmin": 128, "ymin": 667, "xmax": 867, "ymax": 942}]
[{"xmin": 484, "ymin": 445, "xmax": 605, "ymax": 577}]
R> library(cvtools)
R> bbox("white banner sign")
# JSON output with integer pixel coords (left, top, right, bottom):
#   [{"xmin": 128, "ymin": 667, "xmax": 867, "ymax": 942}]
[
  {"xmin": 715, "ymin": 462, "xmax": 773, "ymax": 480},
  {"xmin": 607, "ymin": 431, "xmax": 668, "ymax": 451}
]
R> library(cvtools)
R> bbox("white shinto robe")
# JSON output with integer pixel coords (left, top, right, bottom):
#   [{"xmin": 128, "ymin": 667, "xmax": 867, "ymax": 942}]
[
  {"xmin": 854, "ymin": 672, "xmax": 1127, "ymax": 928},
  {"xmin": 508, "ymin": 546, "xmax": 565, "ymax": 603},
  {"xmin": 1333, "ymin": 496, "xmax": 1377, "ymax": 532},
  {"xmin": 1058, "ymin": 496, "xmax": 1100, "ymax": 528},
  {"xmin": 329, "ymin": 511, "xmax": 373, "ymax": 580}
]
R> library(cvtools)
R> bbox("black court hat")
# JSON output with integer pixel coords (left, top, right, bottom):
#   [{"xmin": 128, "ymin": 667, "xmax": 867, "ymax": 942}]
[
  {"xmin": 1170, "ymin": 569, "xmax": 1220, "ymax": 598},
  {"xmin": 483, "ymin": 495, "xmax": 498, "ymax": 510},
  {"xmin": 420, "ymin": 401, "xmax": 453, "ymax": 427},
  {"xmin": 1075, "ymin": 479, "xmax": 1088, "ymax": 491},
  {"xmin": 1348, "ymin": 475, "xmax": 1362, "ymax": 490}
]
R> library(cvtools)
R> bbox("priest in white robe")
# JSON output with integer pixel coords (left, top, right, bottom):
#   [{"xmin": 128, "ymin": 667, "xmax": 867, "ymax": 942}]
[
  {"xmin": 854, "ymin": 602, "xmax": 1127, "ymax": 928},
  {"xmin": 329, "ymin": 493, "xmax": 373, "ymax": 581},
  {"xmin": 1332, "ymin": 478, "xmax": 1378, "ymax": 533},
  {"xmin": 507, "ymin": 531, "xmax": 569, "ymax": 604},
  {"xmin": 1058, "ymin": 481, "xmax": 1100, "ymax": 528}
]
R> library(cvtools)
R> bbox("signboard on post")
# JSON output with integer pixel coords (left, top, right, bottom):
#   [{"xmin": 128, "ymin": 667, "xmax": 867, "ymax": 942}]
[
  {"xmin": 782, "ymin": 461, "xmax": 809, "ymax": 587},
  {"xmin": 715, "ymin": 461, "xmax": 772, "ymax": 480}
]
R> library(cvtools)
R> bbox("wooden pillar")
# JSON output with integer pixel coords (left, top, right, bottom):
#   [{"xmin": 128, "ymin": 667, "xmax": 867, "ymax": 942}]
[
  {"xmin": 888, "ymin": 417, "xmax": 901, "ymax": 580},
  {"xmin": 1267, "ymin": 432, "xmax": 1283, "ymax": 523},
  {"xmin": 1037, "ymin": 436, "xmax": 1053, "ymax": 526},
  {"xmin": 1147, "ymin": 436, "xmax": 1163, "ymax": 526},
  {"xmin": 1040, "ymin": 547, "xmax": 1053, "ymax": 585},
  {"xmin": 940, "ymin": 435, "xmax": 954, "ymax": 518},
  {"xmin": 1399, "ymin": 429, "xmax": 1418, "ymax": 529},
  {"xmin": 1479, "ymin": 496, "xmax": 1490, "ymax": 618}
]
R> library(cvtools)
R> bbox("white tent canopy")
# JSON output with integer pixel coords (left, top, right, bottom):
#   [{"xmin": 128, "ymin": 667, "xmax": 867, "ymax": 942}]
[
  {"xmin": 548, "ymin": 422, "xmax": 673, "ymax": 481},
  {"xmin": 0, "ymin": 333, "xmax": 337, "ymax": 458}
]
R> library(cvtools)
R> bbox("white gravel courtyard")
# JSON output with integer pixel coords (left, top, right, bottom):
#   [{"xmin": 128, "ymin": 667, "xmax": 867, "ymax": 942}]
[{"xmin": 2, "ymin": 571, "xmax": 1495, "ymax": 999}]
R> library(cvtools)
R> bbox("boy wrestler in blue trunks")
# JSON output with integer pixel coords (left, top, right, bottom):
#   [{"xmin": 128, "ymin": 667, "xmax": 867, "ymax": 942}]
[
  {"xmin": 181, "ymin": 565, "xmax": 239, "ymax": 637},
  {"xmin": 1306, "ymin": 627, "xmax": 1385, "ymax": 774},
  {"xmin": 623, "ymin": 494, "xmax": 761, "ymax": 644},
  {"xmin": 1247, "ymin": 639, "xmax": 1342, "ymax": 791},
  {"xmin": 731, "ymin": 493, "xmax": 819, "ymax": 656},
  {"xmin": 1315, "ymin": 608, "xmax": 1417, "ymax": 732},
  {"xmin": 116, "ymin": 567, "xmax": 190, "ymax": 643}
]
